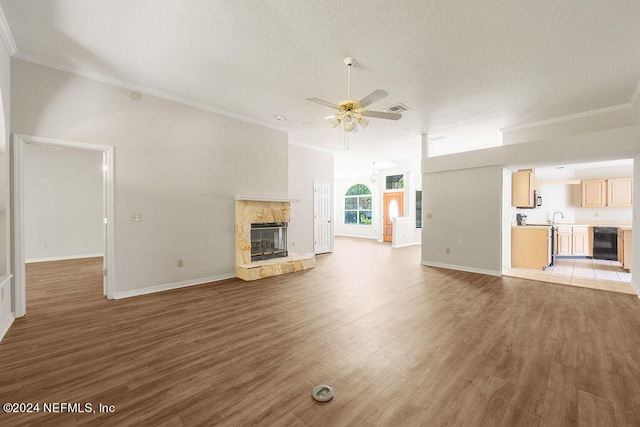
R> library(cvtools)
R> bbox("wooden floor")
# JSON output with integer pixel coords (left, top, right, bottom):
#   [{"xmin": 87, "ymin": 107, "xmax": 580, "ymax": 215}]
[{"xmin": 1, "ymin": 237, "xmax": 640, "ymax": 426}]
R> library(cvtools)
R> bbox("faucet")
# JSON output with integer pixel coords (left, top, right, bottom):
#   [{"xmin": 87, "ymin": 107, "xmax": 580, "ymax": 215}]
[{"xmin": 552, "ymin": 211, "xmax": 564, "ymax": 224}]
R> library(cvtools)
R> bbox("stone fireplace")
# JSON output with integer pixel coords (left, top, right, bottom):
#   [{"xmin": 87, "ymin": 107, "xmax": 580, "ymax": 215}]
[{"xmin": 235, "ymin": 197, "xmax": 315, "ymax": 281}]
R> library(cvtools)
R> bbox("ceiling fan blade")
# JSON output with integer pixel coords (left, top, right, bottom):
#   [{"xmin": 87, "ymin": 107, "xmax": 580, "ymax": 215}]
[
  {"xmin": 324, "ymin": 114, "xmax": 338, "ymax": 120},
  {"xmin": 362, "ymin": 110, "xmax": 402, "ymax": 120},
  {"xmin": 358, "ymin": 89, "xmax": 388, "ymax": 108},
  {"xmin": 306, "ymin": 97, "xmax": 339, "ymax": 109}
]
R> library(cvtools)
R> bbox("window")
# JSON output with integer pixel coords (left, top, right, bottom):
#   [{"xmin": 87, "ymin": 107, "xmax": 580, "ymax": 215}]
[
  {"xmin": 345, "ymin": 184, "xmax": 372, "ymax": 225},
  {"xmin": 416, "ymin": 190, "xmax": 422, "ymax": 228},
  {"xmin": 386, "ymin": 174, "xmax": 404, "ymax": 190}
]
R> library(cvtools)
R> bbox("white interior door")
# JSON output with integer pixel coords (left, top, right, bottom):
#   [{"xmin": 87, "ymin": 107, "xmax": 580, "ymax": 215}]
[{"xmin": 314, "ymin": 181, "xmax": 332, "ymax": 254}]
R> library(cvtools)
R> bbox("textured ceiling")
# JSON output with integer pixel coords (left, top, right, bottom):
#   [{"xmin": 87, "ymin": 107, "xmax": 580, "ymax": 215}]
[{"xmin": 2, "ymin": 0, "xmax": 639, "ymax": 176}]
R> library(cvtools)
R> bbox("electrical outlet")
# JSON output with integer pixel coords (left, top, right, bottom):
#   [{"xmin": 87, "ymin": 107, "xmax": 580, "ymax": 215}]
[
  {"xmin": 41, "ymin": 243, "xmax": 47, "ymax": 249},
  {"xmin": 446, "ymin": 248, "xmax": 450, "ymax": 254},
  {"xmin": 131, "ymin": 213, "xmax": 143, "ymax": 222},
  {"xmin": 291, "ymin": 242, "xmax": 295, "ymax": 247},
  {"xmin": 458, "ymin": 239, "xmax": 463, "ymax": 245},
  {"xmin": 594, "ymin": 212, "xmax": 599, "ymax": 218},
  {"xmin": 177, "ymin": 259, "xmax": 184, "ymax": 267},
  {"xmin": 426, "ymin": 213, "xmax": 433, "ymax": 219}
]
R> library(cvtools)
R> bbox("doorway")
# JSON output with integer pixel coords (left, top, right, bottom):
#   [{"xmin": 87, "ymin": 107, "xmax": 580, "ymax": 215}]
[
  {"xmin": 12, "ymin": 135, "xmax": 115, "ymax": 317},
  {"xmin": 383, "ymin": 192, "xmax": 404, "ymax": 242}
]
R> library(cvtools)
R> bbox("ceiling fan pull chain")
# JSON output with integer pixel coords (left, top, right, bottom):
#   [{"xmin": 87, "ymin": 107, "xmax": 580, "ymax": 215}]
[{"xmin": 347, "ymin": 62, "xmax": 351, "ymax": 100}]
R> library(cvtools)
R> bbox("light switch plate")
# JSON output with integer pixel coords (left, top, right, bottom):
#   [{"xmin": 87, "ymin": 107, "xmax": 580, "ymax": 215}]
[{"xmin": 131, "ymin": 213, "xmax": 143, "ymax": 222}]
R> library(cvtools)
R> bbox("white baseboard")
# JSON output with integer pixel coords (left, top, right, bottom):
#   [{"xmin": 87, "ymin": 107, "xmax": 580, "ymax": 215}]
[
  {"xmin": 392, "ymin": 242, "xmax": 421, "ymax": 248},
  {"xmin": 630, "ymin": 280, "xmax": 640, "ymax": 298},
  {"xmin": 26, "ymin": 253, "xmax": 104, "ymax": 263},
  {"xmin": 420, "ymin": 261, "xmax": 502, "ymax": 277},
  {"xmin": 0, "ymin": 312, "xmax": 15, "ymax": 343},
  {"xmin": 113, "ymin": 273, "xmax": 236, "ymax": 299}
]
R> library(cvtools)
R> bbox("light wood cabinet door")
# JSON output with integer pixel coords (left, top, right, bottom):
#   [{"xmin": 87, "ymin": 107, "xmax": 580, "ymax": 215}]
[
  {"xmin": 607, "ymin": 178, "xmax": 632, "ymax": 207},
  {"xmin": 618, "ymin": 231, "xmax": 624, "ymax": 265},
  {"xmin": 556, "ymin": 230, "xmax": 572, "ymax": 256},
  {"xmin": 581, "ymin": 179, "xmax": 605, "ymax": 207},
  {"xmin": 512, "ymin": 171, "xmax": 534, "ymax": 207},
  {"xmin": 571, "ymin": 227, "xmax": 589, "ymax": 256},
  {"xmin": 622, "ymin": 229, "xmax": 632, "ymax": 270}
]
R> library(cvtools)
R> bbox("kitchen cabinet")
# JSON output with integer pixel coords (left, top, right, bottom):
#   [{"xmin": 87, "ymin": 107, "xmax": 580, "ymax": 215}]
[
  {"xmin": 512, "ymin": 170, "xmax": 540, "ymax": 208},
  {"xmin": 581, "ymin": 179, "xmax": 606, "ymax": 207},
  {"xmin": 608, "ymin": 178, "xmax": 632, "ymax": 207},
  {"xmin": 618, "ymin": 228, "xmax": 632, "ymax": 270},
  {"xmin": 512, "ymin": 226, "xmax": 551, "ymax": 269},
  {"xmin": 555, "ymin": 225, "xmax": 588, "ymax": 256},
  {"xmin": 581, "ymin": 177, "xmax": 632, "ymax": 207},
  {"xmin": 572, "ymin": 226, "xmax": 589, "ymax": 256},
  {"xmin": 555, "ymin": 226, "xmax": 572, "ymax": 256}
]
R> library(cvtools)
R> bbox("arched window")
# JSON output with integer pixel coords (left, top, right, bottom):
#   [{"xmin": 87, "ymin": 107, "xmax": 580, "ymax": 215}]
[{"xmin": 344, "ymin": 184, "xmax": 372, "ymax": 225}]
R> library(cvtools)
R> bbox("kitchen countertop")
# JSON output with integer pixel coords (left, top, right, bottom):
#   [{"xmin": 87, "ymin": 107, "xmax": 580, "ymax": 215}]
[{"xmin": 512, "ymin": 223, "xmax": 632, "ymax": 230}]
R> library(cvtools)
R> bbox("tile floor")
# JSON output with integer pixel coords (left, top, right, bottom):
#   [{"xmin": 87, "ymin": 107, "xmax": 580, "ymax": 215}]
[{"xmin": 503, "ymin": 258, "xmax": 635, "ymax": 295}]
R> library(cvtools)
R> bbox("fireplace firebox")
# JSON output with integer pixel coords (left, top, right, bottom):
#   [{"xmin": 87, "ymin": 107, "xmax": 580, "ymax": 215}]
[{"xmin": 250, "ymin": 222, "xmax": 288, "ymax": 261}]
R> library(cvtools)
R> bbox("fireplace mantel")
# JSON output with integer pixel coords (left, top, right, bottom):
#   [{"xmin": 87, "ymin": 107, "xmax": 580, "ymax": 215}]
[{"xmin": 235, "ymin": 195, "xmax": 300, "ymax": 203}]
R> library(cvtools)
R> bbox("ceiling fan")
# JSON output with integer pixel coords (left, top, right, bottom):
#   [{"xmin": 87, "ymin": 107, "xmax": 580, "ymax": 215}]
[{"xmin": 306, "ymin": 57, "xmax": 402, "ymax": 149}]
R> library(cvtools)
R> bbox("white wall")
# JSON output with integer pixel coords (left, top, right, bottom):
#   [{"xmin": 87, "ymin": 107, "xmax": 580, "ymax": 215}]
[
  {"xmin": 632, "ymin": 152, "xmax": 640, "ymax": 295},
  {"xmin": 422, "ymin": 165, "xmax": 503, "ymax": 275},
  {"xmin": 24, "ymin": 145, "xmax": 103, "ymax": 261},
  {"xmin": 287, "ymin": 143, "xmax": 334, "ymax": 255},
  {"xmin": 502, "ymin": 167, "xmax": 512, "ymax": 267},
  {"xmin": 0, "ymin": 39, "xmax": 11, "ymax": 337},
  {"xmin": 11, "ymin": 59, "xmax": 289, "ymax": 295}
]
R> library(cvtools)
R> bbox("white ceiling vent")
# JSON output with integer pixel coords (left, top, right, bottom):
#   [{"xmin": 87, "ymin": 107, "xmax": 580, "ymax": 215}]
[{"xmin": 384, "ymin": 103, "xmax": 410, "ymax": 113}]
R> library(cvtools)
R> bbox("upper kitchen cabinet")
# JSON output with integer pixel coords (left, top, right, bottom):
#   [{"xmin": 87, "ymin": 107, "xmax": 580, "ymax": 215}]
[
  {"xmin": 607, "ymin": 178, "xmax": 632, "ymax": 207},
  {"xmin": 581, "ymin": 177, "xmax": 632, "ymax": 207},
  {"xmin": 512, "ymin": 169, "xmax": 540, "ymax": 208},
  {"xmin": 581, "ymin": 179, "xmax": 605, "ymax": 207}
]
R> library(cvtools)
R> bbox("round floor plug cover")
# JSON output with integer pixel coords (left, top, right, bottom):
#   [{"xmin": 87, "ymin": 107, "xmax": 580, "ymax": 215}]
[{"xmin": 312, "ymin": 385, "xmax": 334, "ymax": 402}]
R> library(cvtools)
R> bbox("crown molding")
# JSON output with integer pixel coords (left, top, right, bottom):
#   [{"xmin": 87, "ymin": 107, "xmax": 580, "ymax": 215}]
[
  {"xmin": 12, "ymin": 51, "xmax": 290, "ymax": 133},
  {"xmin": 0, "ymin": 6, "xmax": 16, "ymax": 55},
  {"xmin": 630, "ymin": 80, "xmax": 640, "ymax": 107},
  {"xmin": 500, "ymin": 103, "xmax": 634, "ymax": 133}
]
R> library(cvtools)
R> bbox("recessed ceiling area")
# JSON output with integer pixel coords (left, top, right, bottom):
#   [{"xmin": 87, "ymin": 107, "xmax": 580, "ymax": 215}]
[{"xmin": 1, "ymin": 0, "xmax": 639, "ymax": 174}]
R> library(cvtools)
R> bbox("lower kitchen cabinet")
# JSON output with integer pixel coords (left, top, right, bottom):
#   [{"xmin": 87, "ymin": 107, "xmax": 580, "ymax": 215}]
[
  {"xmin": 556, "ymin": 226, "xmax": 572, "ymax": 256},
  {"xmin": 512, "ymin": 226, "xmax": 551, "ymax": 269},
  {"xmin": 572, "ymin": 226, "xmax": 589, "ymax": 256},
  {"xmin": 555, "ymin": 225, "xmax": 589, "ymax": 257},
  {"xmin": 618, "ymin": 229, "xmax": 632, "ymax": 270}
]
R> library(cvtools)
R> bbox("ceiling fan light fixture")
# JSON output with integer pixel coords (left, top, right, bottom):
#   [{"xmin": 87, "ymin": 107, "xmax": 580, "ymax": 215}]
[
  {"xmin": 343, "ymin": 120, "xmax": 356, "ymax": 132},
  {"xmin": 306, "ymin": 57, "xmax": 401, "ymax": 148}
]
